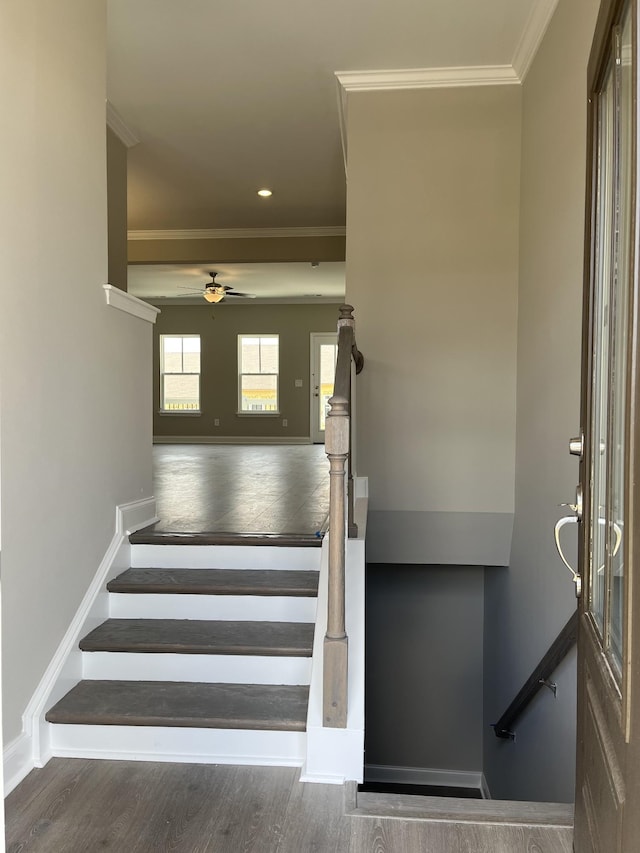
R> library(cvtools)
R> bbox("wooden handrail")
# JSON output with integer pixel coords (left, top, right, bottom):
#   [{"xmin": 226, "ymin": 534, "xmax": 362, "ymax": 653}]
[
  {"xmin": 492, "ymin": 609, "xmax": 578, "ymax": 740},
  {"xmin": 323, "ymin": 304, "xmax": 363, "ymax": 728}
]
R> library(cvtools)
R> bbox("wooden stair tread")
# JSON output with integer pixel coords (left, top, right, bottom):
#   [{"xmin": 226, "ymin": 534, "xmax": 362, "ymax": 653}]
[
  {"xmin": 108, "ymin": 568, "xmax": 319, "ymax": 597},
  {"xmin": 79, "ymin": 619, "xmax": 314, "ymax": 656},
  {"xmin": 46, "ymin": 680, "xmax": 309, "ymax": 731},
  {"xmin": 128, "ymin": 530, "xmax": 323, "ymax": 547}
]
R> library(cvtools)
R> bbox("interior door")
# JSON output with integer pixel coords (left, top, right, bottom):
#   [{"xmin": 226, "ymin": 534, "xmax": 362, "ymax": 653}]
[
  {"xmin": 572, "ymin": 1, "xmax": 640, "ymax": 850},
  {"xmin": 310, "ymin": 333, "xmax": 337, "ymax": 443}
]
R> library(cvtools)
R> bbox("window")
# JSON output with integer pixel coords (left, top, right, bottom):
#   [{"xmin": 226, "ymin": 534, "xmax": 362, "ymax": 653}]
[
  {"xmin": 160, "ymin": 335, "xmax": 201, "ymax": 412},
  {"xmin": 238, "ymin": 335, "xmax": 279, "ymax": 413}
]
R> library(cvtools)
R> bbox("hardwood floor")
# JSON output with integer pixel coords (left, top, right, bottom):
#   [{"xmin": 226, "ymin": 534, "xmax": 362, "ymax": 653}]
[
  {"xmin": 6, "ymin": 760, "xmax": 574, "ymax": 853},
  {"xmin": 144, "ymin": 444, "xmax": 330, "ymax": 536}
]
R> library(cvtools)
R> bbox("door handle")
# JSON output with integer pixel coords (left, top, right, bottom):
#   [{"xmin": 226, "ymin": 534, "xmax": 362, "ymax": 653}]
[
  {"xmin": 554, "ymin": 513, "xmax": 622, "ymax": 599},
  {"xmin": 554, "ymin": 516, "xmax": 582, "ymax": 597}
]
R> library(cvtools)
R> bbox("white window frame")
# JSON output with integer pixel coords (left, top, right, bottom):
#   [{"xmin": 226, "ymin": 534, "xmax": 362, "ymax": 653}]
[
  {"xmin": 159, "ymin": 334, "xmax": 201, "ymax": 414},
  {"xmin": 237, "ymin": 334, "xmax": 280, "ymax": 415}
]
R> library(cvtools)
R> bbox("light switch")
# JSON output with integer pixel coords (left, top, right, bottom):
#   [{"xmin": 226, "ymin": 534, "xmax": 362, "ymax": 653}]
[{"xmin": 295, "ymin": 379, "xmax": 303, "ymax": 387}]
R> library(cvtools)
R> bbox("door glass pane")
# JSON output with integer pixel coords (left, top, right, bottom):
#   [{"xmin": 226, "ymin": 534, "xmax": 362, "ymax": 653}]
[
  {"xmin": 609, "ymin": 7, "xmax": 633, "ymax": 669},
  {"xmin": 590, "ymin": 63, "xmax": 615, "ymax": 635},
  {"xmin": 319, "ymin": 344, "xmax": 337, "ymax": 431}
]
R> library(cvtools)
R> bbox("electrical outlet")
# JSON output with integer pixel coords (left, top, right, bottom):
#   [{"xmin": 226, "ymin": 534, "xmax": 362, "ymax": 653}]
[
  {"xmin": 282, "ymin": 418, "xmax": 288, "ymax": 427},
  {"xmin": 214, "ymin": 418, "xmax": 220, "ymax": 426}
]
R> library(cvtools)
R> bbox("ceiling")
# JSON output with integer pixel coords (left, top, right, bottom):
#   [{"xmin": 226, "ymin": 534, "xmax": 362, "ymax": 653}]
[
  {"xmin": 128, "ymin": 262, "xmax": 346, "ymax": 304},
  {"xmin": 107, "ymin": 0, "xmax": 543, "ymax": 232}
]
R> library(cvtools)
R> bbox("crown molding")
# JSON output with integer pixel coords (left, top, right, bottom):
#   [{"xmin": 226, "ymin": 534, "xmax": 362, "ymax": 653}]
[
  {"xmin": 106, "ymin": 101, "xmax": 140, "ymax": 148},
  {"xmin": 127, "ymin": 226, "xmax": 347, "ymax": 241},
  {"xmin": 335, "ymin": 65, "xmax": 520, "ymax": 94},
  {"xmin": 512, "ymin": 0, "xmax": 561, "ymax": 81},
  {"xmin": 335, "ymin": 65, "xmax": 520, "ymax": 173}
]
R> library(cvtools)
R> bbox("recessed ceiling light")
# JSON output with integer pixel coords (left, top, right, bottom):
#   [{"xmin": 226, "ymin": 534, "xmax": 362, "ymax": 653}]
[{"xmin": 257, "ymin": 188, "xmax": 273, "ymax": 198}]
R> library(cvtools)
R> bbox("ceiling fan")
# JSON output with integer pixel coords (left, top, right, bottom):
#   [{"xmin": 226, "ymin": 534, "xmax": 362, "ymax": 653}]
[{"xmin": 177, "ymin": 272, "xmax": 255, "ymax": 303}]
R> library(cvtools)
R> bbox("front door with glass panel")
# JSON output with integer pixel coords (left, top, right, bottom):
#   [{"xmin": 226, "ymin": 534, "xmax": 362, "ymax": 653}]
[
  {"xmin": 310, "ymin": 333, "xmax": 337, "ymax": 443},
  {"xmin": 572, "ymin": 1, "xmax": 640, "ymax": 850}
]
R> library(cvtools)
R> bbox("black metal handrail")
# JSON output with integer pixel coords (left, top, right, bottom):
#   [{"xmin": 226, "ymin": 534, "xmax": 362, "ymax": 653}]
[{"xmin": 492, "ymin": 609, "xmax": 578, "ymax": 740}]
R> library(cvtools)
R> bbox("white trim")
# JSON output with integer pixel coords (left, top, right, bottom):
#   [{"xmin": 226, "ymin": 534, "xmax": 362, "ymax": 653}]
[
  {"xmin": 335, "ymin": 65, "xmax": 520, "ymax": 94},
  {"xmin": 364, "ymin": 763, "xmax": 484, "ymax": 792},
  {"xmin": 4, "ymin": 498, "xmax": 158, "ymax": 790},
  {"xmin": 130, "ymin": 544, "xmax": 322, "ymax": 571},
  {"xmin": 103, "ymin": 284, "xmax": 160, "ymax": 323},
  {"xmin": 302, "ymin": 496, "xmax": 367, "ymax": 784},
  {"xmin": 82, "ymin": 652, "xmax": 312, "ymax": 686},
  {"xmin": 106, "ymin": 101, "xmax": 139, "ymax": 148},
  {"xmin": 3, "ymin": 733, "xmax": 34, "ymax": 795},
  {"xmin": 310, "ymin": 332, "xmax": 338, "ymax": 444},
  {"xmin": 109, "ymin": 592, "xmax": 317, "ymax": 622},
  {"xmin": 118, "ymin": 496, "xmax": 160, "ymax": 536},
  {"xmin": 153, "ymin": 435, "xmax": 312, "ymax": 445},
  {"xmin": 48, "ymin": 725, "xmax": 306, "ymax": 767},
  {"xmin": 128, "ymin": 226, "xmax": 346, "ymax": 241},
  {"xmin": 512, "ymin": 0, "xmax": 561, "ymax": 81}
]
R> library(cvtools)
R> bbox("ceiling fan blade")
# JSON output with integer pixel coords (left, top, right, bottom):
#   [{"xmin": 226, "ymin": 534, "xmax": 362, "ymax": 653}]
[{"xmin": 225, "ymin": 290, "xmax": 256, "ymax": 298}]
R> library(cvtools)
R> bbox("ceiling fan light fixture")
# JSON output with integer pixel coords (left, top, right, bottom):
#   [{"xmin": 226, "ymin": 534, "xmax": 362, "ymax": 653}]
[
  {"xmin": 203, "ymin": 289, "xmax": 224, "ymax": 303},
  {"xmin": 257, "ymin": 188, "xmax": 273, "ymax": 197}
]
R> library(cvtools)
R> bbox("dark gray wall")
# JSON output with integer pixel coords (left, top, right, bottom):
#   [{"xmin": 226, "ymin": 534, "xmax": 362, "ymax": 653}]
[
  {"xmin": 106, "ymin": 126, "xmax": 128, "ymax": 291},
  {"xmin": 153, "ymin": 303, "xmax": 341, "ymax": 439},
  {"xmin": 483, "ymin": 568, "xmax": 577, "ymax": 802},
  {"xmin": 365, "ymin": 564, "xmax": 484, "ymax": 774}
]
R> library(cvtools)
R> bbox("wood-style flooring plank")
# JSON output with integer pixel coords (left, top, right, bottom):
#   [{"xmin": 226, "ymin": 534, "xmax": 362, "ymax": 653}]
[
  {"xmin": 147, "ymin": 444, "xmax": 330, "ymax": 537},
  {"xmin": 79, "ymin": 618, "xmax": 314, "ymax": 656},
  {"xmin": 6, "ymin": 759, "xmax": 574, "ymax": 853},
  {"xmin": 108, "ymin": 568, "xmax": 319, "ymax": 597},
  {"xmin": 276, "ymin": 771, "xmax": 351, "ymax": 853},
  {"xmin": 45, "ymin": 681, "xmax": 309, "ymax": 730}
]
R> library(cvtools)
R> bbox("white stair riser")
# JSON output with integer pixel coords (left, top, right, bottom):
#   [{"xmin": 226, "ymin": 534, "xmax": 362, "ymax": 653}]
[
  {"xmin": 130, "ymin": 544, "xmax": 321, "ymax": 571},
  {"xmin": 49, "ymin": 723, "xmax": 305, "ymax": 765},
  {"xmin": 108, "ymin": 592, "xmax": 317, "ymax": 623},
  {"xmin": 82, "ymin": 652, "xmax": 312, "ymax": 685}
]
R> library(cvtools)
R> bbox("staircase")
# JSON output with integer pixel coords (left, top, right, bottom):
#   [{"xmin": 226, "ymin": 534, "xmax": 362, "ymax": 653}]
[{"xmin": 45, "ymin": 536, "xmax": 322, "ymax": 767}]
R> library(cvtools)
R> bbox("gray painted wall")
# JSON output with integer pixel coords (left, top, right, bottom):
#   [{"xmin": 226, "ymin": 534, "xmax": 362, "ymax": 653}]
[
  {"xmin": 365, "ymin": 564, "xmax": 484, "ymax": 775},
  {"xmin": 482, "ymin": 0, "xmax": 600, "ymax": 803},
  {"xmin": 346, "ymin": 85, "xmax": 521, "ymax": 568},
  {"xmin": 153, "ymin": 303, "xmax": 341, "ymax": 440},
  {"xmin": 1, "ymin": 0, "xmax": 153, "ymax": 744}
]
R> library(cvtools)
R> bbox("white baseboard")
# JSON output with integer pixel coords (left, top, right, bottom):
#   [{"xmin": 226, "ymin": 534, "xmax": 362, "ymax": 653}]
[
  {"xmin": 4, "ymin": 497, "xmax": 157, "ymax": 795},
  {"xmin": 364, "ymin": 764, "xmax": 485, "ymax": 792},
  {"xmin": 153, "ymin": 435, "xmax": 312, "ymax": 445},
  {"xmin": 3, "ymin": 733, "xmax": 34, "ymax": 795}
]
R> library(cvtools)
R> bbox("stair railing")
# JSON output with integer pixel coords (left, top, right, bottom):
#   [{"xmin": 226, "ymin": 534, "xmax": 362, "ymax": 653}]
[
  {"xmin": 323, "ymin": 304, "xmax": 364, "ymax": 728},
  {"xmin": 492, "ymin": 609, "xmax": 578, "ymax": 740}
]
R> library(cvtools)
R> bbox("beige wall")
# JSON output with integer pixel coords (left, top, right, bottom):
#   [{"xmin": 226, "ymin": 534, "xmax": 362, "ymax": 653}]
[
  {"xmin": 346, "ymin": 85, "xmax": 521, "ymax": 566},
  {"xmin": 0, "ymin": 0, "xmax": 153, "ymax": 744},
  {"xmin": 129, "ymin": 235, "xmax": 345, "ymax": 265},
  {"xmin": 107, "ymin": 126, "xmax": 128, "ymax": 291},
  {"xmin": 483, "ymin": 0, "xmax": 600, "ymax": 802},
  {"xmin": 153, "ymin": 303, "xmax": 342, "ymax": 439}
]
